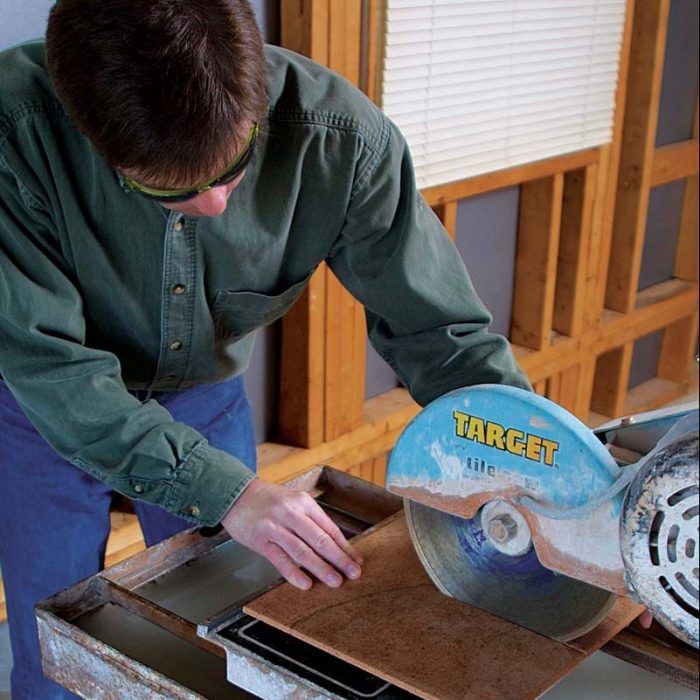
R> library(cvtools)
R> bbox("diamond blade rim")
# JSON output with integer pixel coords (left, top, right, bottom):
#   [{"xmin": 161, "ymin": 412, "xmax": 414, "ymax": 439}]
[{"xmin": 406, "ymin": 499, "xmax": 617, "ymax": 642}]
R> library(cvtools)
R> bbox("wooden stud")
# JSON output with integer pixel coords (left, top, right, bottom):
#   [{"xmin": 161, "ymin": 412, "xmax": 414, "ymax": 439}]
[
  {"xmin": 547, "ymin": 373, "xmax": 562, "ymax": 404},
  {"xmin": 278, "ymin": 3, "xmax": 332, "ymax": 449},
  {"xmin": 585, "ymin": 146, "xmax": 612, "ymax": 330},
  {"xmin": 591, "ymin": 343, "xmax": 634, "ymax": 418},
  {"xmin": 422, "ymin": 149, "xmax": 599, "ymax": 207},
  {"xmin": 324, "ymin": 431, "xmax": 398, "ymax": 473},
  {"xmin": 510, "ymin": 174, "xmax": 564, "ymax": 350},
  {"xmin": 324, "ymin": 271, "xmax": 366, "ymax": 440},
  {"xmin": 104, "ymin": 513, "xmax": 146, "ymax": 569},
  {"xmin": 348, "ymin": 459, "xmax": 374, "ymax": 481},
  {"xmin": 576, "ymin": 359, "xmax": 597, "ymax": 421},
  {"xmin": 321, "ymin": 0, "xmax": 367, "ymax": 444},
  {"xmin": 594, "ymin": 0, "xmax": 638, "ymax": 323},
  {"xmin": 554, "ymin": 164, "xmax": 598, "ymax": 337},
  {"xmin": 372, "ymin": 453, "xmax": 388, "ymax": 486},
  {"xmin": 605, "ymin": 0, "xmax": 671, "ymax": 313},
  {"xmin": 280, "ymin": 0, "xmax": 367, "ymax": 449},
  {"xmin": 329, "ymin": 0, "xmax": 362, "ymax": 84},
  {"xmin": 651, "ymin": 138, "xmax": 699, "ymax": 187},
  {"xmin": 658, "ymin": 315, "xmax": 699, "ymax": 384},
  {"xmin": 280, "ymin": 0, "xmax": 329, "ymax": 63},
  {"xmin": 634, "ymin": 278, "xmax": 696, "ymax": 312},
  {"xmin": 362, "ymin": 457, "xmax": 377, "ymax": 482},
  {"xmin": 362, "ymin": 0, "xmax": 383, "ymax": 103},
  {"xmin": 515, "ymin": 280, "xmax": 697, "ymax": 378},
  {"xmin": 279, "ymin": 269, "xmax": 327, "ymax": 447},
  {"xmin": 625, "ymin": 378, "xmax": 688, "ymax": 415},
  {"xmin": 674, "ymin": 101, "xmax": 699, "ymax": 283},
  {"xmin": 558, "ymin": 364, "xmax": 581, "ymax": 415},
  {"xmin": 433, "ymin": 201, "xmax": 458, "ymax": 240},
  {"xmin": 675, "ymin": 174, "xmax": 699, "ymax": 283},
  {"xmin": 533, "ymin": 379, "xmax": 547, "ymax": 396}
]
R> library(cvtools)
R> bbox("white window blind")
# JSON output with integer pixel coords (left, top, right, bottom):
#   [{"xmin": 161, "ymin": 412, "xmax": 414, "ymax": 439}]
[{"xmin": 381, "ymin": 0, "xmax": 627, "ymax": 189}]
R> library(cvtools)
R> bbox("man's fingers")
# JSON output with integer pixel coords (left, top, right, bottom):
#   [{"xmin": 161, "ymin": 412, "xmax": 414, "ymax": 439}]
[
  {"xmin": 222, "ymin": 481, "xmax": 364, "ymax": 590},
  {"xmin": 305, "ymin": 500, "xmax": 364, "ymax": 568},
  {"xmin": 260, "ymin": 541, "xmax": 313, "ymax": 590},
  {"xmin": 292, "ymin": 513, "xmax": 362, "ymax": 581},
  {"xmin": 271, "ymin": 528, "xmax": 345, "ymax": 588},
  {"xmin": 638, "ymin": 610, "xmax": 654, "ymax": 629}
]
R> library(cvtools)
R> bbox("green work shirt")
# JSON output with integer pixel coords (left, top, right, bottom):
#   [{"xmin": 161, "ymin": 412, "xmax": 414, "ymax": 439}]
[{"xmin": 0, "ymin": 41, "xmax": 530, "ymax": 527}]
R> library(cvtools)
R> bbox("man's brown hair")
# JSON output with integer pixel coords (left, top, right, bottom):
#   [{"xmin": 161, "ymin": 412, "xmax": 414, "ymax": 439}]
[{"xmin": 46, "ymin": 0, "xmax": 267, "ymax": 187}]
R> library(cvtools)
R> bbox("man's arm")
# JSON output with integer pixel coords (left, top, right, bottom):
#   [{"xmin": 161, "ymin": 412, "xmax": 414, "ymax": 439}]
[
  {"xmin": 0, "ymin": 161, "xmax": 361, "ymax": 588},
  {"xmin": 327, "ymin": 115, "xmax": 531, "ymax": 404},
  {"xmin": 0, "ymin": 166, "xmax": 253, "ymax": 526}
]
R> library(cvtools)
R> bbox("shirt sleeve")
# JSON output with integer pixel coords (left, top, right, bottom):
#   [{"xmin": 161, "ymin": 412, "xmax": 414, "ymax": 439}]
[
  {"xmin": 0, "ymin": 159, "xmax": 254, "ymax": 527},
  {"xmin": 326, "ymin": 116, "xmax": 531, "ymax": 406}
]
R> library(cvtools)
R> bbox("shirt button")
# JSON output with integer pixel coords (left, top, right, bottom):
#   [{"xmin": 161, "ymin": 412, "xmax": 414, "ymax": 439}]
[
  {"xmin": 171, "ymin": 283, "xmax": 186, "ymax": 295},
  {"xmin": 169, "ymin": 340, "xmax": 183, "ymax": 351},
  {"xmin": 187, "ymin": 505, "xmax": 201, "ymax": 518},
  {"xmin": 133, "ymin": 483, "xmax": 144, "ymax": 494},
  {"xmin": 174, "ymin": 219, "xmax": 184, "ymax": 232}
]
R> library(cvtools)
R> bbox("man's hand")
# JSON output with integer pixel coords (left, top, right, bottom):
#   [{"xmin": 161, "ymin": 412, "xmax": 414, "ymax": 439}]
[
  {"xmin": 221, "ymin": 478, "xmax": 364, "ymax": 590},
  {"xmin": 637, "ymin": 609, "xmax": 654, "ymax": 628}
]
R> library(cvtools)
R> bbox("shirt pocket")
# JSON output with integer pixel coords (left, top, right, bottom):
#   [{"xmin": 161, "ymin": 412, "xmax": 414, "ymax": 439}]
[{"xmin": 212, "ymin": 271, "xmax": 313, "ymax": 341}]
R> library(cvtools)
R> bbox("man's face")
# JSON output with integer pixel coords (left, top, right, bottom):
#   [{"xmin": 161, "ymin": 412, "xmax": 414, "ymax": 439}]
[
  {"xmin": 159, "ymin": 170, "xmax": 246, "ymax": 218},
  {"xmin": 122, "ymin": 120, "xmax": 254, "ymax": 218}
]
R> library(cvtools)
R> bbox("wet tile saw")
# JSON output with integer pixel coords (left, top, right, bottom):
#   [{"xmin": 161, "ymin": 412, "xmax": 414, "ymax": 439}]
[{"xmin": 386, "ymin": 384, "xmax": 699, "ymax": 648}]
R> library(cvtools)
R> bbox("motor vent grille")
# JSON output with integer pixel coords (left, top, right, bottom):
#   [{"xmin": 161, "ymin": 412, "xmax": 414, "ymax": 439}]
[
  {"xmin": 647, "ymin": 485, "xmax": 699, "ymax": 619},
  {"xmin": 621, "ymin": 428, "xmax": 699, "ymax": 648}
]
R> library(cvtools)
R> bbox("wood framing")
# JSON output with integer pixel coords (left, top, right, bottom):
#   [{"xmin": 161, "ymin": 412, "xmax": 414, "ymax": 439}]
[
  {"xmin": 433, "ymin": 201, "xmax": 458, "ymax": 240},
  {"xmin": 273, "ymin": 0, "xmax": 699, "ymax": 471},
  {"xmin": 592, "ymin": 1, "xmax": 637, "ymax": 324},
  {"xmin": 554, "ymin": 164, "xmax": 598, "ymax": 338},
  {"xmin": 591, "ymin": 343, "xmax": 635, "ymax": 419},
  {"xmin": 651, "ymin": 138, "xmax": 699, "ymax": 187},
  {"xmin": 605, "ymin": 0, "xmax": 671, "ymax": 313},
  {"xmin": 278, "ymin": 0, "xmax": 367, "ymax": 447},
  {"xmin": 510, "ymin": 174, "xmax": 564, "ymax": 350},
  {"xmin": 278, "ymin": 268, "xmax": 327, "ymax": 447},
  {"xmin": 422, "ymin": 149, "xmax": 600, "ymax": 207},
  {"xmin": 674, "ymin": 103, "xmax": 699, "ymax": 283}
]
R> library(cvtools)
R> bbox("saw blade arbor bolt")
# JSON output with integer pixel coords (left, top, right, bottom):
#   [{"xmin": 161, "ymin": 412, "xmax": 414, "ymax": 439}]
[
  {"xmin": 480, "ymin": 500, "xmax": 534, "ymax": 557},
  {"xmin": 487, "ymin": 514, "xmax": 518, "ymax": 543}
]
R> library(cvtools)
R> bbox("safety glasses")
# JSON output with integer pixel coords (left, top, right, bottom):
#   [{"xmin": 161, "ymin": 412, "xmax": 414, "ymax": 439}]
[{"xmin": 121, "ymin": 122, "xmax": 259, "ymax": 202}]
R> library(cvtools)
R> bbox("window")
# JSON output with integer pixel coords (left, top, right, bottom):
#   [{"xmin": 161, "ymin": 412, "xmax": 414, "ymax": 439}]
[{"xmin": 381, "ymin": 0, "xmax": 627, "ymax": 188}]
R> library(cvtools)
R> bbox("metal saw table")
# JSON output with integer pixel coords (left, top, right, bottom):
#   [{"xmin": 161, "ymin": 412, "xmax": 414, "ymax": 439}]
[{"xmin": 36, "ymin": 466, "xmax": 699, "ymax": 699}]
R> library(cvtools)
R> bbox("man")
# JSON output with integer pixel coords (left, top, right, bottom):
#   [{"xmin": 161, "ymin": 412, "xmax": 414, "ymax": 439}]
[{"xmin": 0, "ymin": 1, "xmax": 530, "ymax": 697}]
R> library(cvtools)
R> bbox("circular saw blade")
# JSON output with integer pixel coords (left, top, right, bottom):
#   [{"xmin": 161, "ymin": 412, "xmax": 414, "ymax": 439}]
[{"xmin": 406, "ymin": 499, "xmax": 617, "ymax": 642}]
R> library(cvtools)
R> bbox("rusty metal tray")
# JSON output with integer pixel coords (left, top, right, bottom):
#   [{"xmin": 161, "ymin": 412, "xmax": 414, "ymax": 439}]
[{"xmin": 36, "ymin": 467, "xmax": 404, "ymax": 698}]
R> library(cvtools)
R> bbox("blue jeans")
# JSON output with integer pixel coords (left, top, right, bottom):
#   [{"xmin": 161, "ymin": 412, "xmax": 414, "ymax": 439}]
[{"xmin": 0, "ymin": 376, "xmax": 256, "ymax": 699}]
